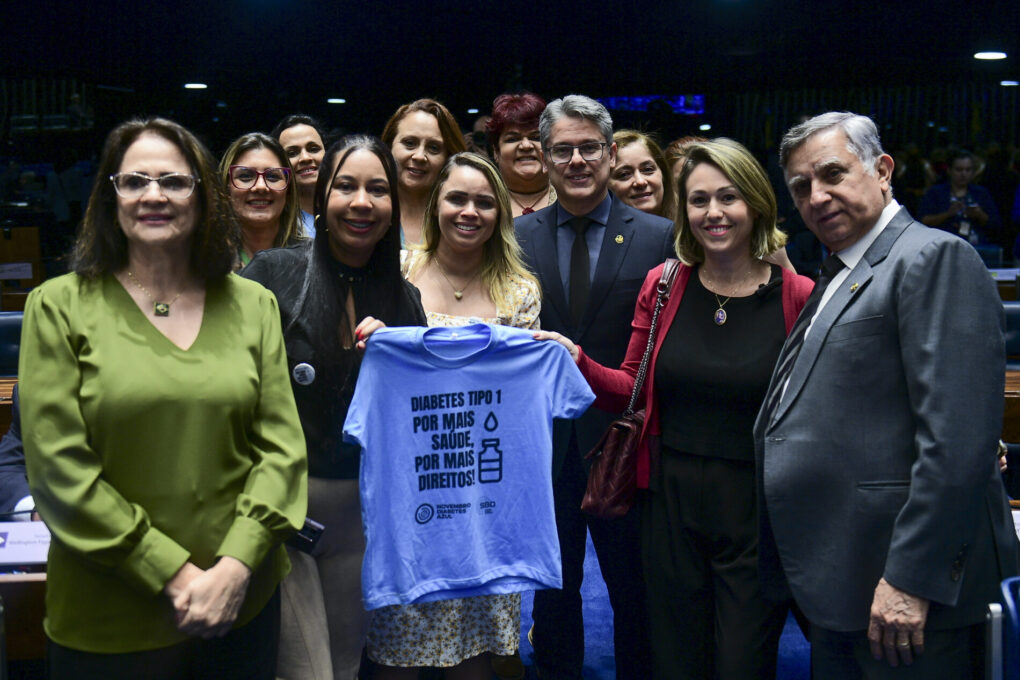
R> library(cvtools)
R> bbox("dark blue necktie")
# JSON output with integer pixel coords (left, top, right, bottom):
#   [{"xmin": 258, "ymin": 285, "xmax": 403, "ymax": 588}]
[
  {"xmin": 569, "ymin": 216, "xmax": 591, "ymax": 326},
  {"xmin": 762, "ymin": 254, "xmax": 845, "ymax": 422}
]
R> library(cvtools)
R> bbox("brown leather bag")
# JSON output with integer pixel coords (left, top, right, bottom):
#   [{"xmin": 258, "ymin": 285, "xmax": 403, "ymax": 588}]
[{"xmin": 581, "ymin": 259, "xmax": 680, "ymax": 518}]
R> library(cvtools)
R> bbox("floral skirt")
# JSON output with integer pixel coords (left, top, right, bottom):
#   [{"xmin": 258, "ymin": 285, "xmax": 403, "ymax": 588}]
[{"xmin": 367, "ymin": 593, "xmax": 520, "ymax": 667}]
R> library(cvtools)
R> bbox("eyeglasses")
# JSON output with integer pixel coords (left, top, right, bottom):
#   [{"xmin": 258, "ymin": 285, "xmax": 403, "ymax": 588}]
[
  {"xmin": 109, "ymin": 172, "xmax": 199, "ymax": 199},
  {"xmin": 545, "ymin": 142, "xmax": 608, "ymax": 165},
  {"xmin": 228, "ymin": 165, "xmax": 291, "ymax": 191}
]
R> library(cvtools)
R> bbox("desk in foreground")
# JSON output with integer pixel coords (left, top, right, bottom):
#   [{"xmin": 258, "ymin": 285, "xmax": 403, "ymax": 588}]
[
  {"xmin": 0, "ymin": 521, "xmax": 49, "ymax": 661},
  {"xmin": 0, "ymin": 572, "xmax": 45, "ymax": 660},
  {"xmin": 0, "ymin": 377, "xmax": 15, "ymax": 435},
  {"xmin": 1006, "ymin": 371, "xmax": 1020, "ymax": 442}
]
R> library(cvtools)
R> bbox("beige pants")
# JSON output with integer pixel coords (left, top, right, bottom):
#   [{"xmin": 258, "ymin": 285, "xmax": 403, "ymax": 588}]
[{"xmin": 277, "ymin": 477, "xmax": 368, "ymax": 680}]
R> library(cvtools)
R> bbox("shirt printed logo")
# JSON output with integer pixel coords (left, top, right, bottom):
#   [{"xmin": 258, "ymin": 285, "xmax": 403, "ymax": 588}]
[{"xmin": 415, "ymin": 504, "xmax": 435, "ymax": 524}]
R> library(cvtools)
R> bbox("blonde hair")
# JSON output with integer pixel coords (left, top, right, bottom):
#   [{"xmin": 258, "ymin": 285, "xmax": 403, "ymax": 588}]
[
  {"xmin": 408, "ymin": 152, "xmax": 540, "ymax": 314},
  {"xmin": 675, "ymin": 138, "xmax": 787, "ymax": 264}
]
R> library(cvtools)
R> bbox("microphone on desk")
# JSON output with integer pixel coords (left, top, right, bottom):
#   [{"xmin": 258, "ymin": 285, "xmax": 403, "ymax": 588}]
[{"xmin": 0, "ymin": 510, "xmax": 36, "ymax": 521}]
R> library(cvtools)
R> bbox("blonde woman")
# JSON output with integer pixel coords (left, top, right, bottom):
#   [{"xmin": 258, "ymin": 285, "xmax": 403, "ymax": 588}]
[
  {"xmin": 373, "ymin": 152, "xmax": 540, "ymax": 679},
  {"xmin": 539, "ymin": 139, "xmax": 814, "ymax": 679},
  {"xmin": 403, "ymin": 152, "xmax": 540, "ymax": 330}
]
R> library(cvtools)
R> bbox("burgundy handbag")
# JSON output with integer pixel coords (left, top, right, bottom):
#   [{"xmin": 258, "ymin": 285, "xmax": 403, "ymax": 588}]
[{"xmin": 581, "ymin": 259, "xmax": 680, "ymax": 518}]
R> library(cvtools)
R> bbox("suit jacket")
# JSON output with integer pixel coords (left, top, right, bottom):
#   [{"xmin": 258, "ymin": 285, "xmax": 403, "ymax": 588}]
[
  {"xmin": 515, "ymin": 196, "xmax": 674, "ymax": 478},
  {"xmin": 754, "ymin": 207, "xmax": 1020, "ymax": 632},
  {"xmin": 0, "ymin": 383, "xmax": 28, "ymax": 514}
]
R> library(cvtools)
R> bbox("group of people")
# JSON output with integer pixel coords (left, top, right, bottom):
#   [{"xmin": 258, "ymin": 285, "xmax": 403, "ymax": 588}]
[{"xmin": 12, "ymin": 90, "xmax": 1020, "ymax": 680}]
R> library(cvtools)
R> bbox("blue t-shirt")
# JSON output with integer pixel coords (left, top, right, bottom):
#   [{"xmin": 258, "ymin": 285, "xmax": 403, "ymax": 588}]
[
  {"xmin": 344, "ymin": 324, "xmax": 594, "ymax": 610},
  {"xmin": 300, "ymin": 210, "xmax": 316, "ymax": 238}
]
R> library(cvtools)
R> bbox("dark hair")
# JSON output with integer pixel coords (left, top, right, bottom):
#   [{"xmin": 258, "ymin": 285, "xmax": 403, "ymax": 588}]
[
  {"xmin": 381, "ymin": 98, "xmax": 467, "ymax": 158},
  {"xmin": 300, "ymin": 135, "xmax": 404, "ymax": 368},
  {"xmin": 72, "ymin": 117, "xmax": 237, "ymax": 279},
  {"xmin": 485, "ymin": 93, "xmax": 547, "ymax": 153},
  {"xmin": 664, "ymin": 135, "xmax": 708, "ymax": 168},
  {"xmin": 948, "ymin": 149, "xmax": 976, "ymax": 167},
  {"xmin": 271, "ymin": 114, "xmax": 327, "ymax": 146},
  {"xmin": 219, "ymin": 132, "xmax": 304, "ymax": 249}
]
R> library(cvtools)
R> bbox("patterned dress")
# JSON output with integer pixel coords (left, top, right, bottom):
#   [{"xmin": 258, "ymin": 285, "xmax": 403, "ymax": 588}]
[{"xmin": 369, "ymin": 250, "xmax": 541, "ymax": 667}]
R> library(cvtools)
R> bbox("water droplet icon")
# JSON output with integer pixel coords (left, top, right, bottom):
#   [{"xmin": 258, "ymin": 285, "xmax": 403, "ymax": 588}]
[{"xmin": 484, "ymin": 411, "xmax": 499, "ymax": 431}]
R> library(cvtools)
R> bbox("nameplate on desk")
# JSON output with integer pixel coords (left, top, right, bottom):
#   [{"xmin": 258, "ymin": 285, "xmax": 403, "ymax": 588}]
[
  {"xmin": 0, "ymin": 521, "xmax": 49, "ymax": 565},
  {"xmin": 0, "ymin": 262, "xmax": 33, "ymax": 280},
  {"xmin": 991, "ymin": 268, "xmax": 1020, "ymax": 280}
]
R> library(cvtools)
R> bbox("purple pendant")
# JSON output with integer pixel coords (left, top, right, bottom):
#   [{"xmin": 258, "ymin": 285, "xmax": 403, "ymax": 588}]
[{"xmin": 714, "ymin": 308, "xmax": 727, "ymax": 325}]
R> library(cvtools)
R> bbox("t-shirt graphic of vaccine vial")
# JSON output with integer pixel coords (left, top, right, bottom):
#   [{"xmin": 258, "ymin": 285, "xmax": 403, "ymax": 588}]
[
  {"xmin": 344, "ymin": 324, "xmax": 594, "ymax": 609},
  {"xmin": 477, "ymin": 438, "xmax": 502, "ymax": 483}
]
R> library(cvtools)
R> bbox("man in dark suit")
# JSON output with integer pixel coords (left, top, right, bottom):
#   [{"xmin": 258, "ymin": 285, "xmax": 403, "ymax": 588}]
[
  {"xmin": 515, "ymin": 94, "xmax": 673, "ymax": 680},
  {"xmin": 755, "ymin": 112, "xmax": 1020, "ymax": 678},
  {"xmin": 0, "ymin": 384, "xmax": 33, "ymax": 518}
]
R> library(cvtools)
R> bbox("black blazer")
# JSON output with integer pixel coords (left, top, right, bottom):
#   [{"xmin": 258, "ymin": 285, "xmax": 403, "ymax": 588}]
[
  {"xmin": 515, "ymin": 196, "xmax": 674, "ymax": 477},
  {"xmin": 0, "ymin": 384, "xmax": 28, "ymax": 514}
]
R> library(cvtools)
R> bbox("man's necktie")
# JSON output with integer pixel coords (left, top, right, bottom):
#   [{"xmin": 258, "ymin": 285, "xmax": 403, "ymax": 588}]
[
  {"xmin": 761, "ymin": 254, "xmax": 845, "ymax": 422},
  {"xmin": 569, "ymin": 216, "xmax": 591, "ymax": 326}
]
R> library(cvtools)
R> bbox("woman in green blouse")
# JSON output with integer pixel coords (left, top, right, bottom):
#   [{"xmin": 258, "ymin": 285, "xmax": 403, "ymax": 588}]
[{"xmin": 19, "ymin": 117, "xmax": 307, "ymax": 679}]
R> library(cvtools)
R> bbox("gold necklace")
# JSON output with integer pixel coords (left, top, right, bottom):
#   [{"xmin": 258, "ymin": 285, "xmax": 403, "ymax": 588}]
[
  {"xmin": 126, "ymin": 270, "xmax": 184, "ymax": 317},
  {"xmin": 701, "ymin": 264, "xmax": 758, "ymax": 326},
  {"xmin": 434, "ymin": 258, "xmax": 480, "ymax": 301}
]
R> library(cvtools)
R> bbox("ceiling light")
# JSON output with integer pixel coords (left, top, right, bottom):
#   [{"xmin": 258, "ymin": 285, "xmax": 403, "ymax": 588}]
[
  {"xmin": 327, "ymin": 98, "xmax": 346, "ymax": 104},
  {"xmin": 183, "ymin": 83, "xmax": 207, "ymax": 89},
  {"xmin": 699, "ymin": 124, "xmax": 712, "ymax": 131},
  {"xmin": 1001, "ymin": 80, "xmax": 1019, "ymax": 87},
  {"xmin": 467, "ymin": 108, "xmax": 479, "ymax": 115},
  {"xmin": 974, "ymin": 51, "xmax": 1007, "ymax": 60}
]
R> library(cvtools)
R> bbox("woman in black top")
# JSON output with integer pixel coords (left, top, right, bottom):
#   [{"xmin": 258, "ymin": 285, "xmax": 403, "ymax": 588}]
[
  {"xmin": 243, "ymin": 134, "xmax": 425, "ymax": 680},
  {"xmin": 539, "ymin": 139, "xmax": 814, "ymax": 679}
]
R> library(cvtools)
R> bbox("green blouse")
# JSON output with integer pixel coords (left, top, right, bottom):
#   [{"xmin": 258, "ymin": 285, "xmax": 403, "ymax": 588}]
[{"xmin": 19, "ymin": 272, "xmax": 307, "ymax": 652}]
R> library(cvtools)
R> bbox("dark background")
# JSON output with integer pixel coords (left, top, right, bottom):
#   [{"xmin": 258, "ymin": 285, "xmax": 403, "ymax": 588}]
[{"xmin": 1, "ymin": 0, "xmax": 1018, "ymax": 154}]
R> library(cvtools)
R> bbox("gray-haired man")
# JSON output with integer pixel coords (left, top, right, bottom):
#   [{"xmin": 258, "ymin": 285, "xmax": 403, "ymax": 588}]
[{"xmin": 755, "ymin": 112, "xmax": 1020, "ymax": 678}]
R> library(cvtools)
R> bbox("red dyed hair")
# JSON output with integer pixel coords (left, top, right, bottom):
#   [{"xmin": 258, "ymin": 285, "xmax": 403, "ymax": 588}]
[{"xmin": 485, "ymin": 93, "xmax": 547, "ymax": 152}]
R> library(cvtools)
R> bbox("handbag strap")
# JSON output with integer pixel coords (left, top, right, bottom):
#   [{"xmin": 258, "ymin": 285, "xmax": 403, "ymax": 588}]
[{"xmin": 625, "ymin": 259, "xmax": 680, "ymax": 415}]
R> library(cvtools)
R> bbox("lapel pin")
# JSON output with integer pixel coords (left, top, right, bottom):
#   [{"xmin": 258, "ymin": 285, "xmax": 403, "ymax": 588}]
[
  {"xmin": 615, "ymin": 234, "xmax": 624, "ymax": 244},
  {"xmin": 849, "ymin": 283, "xmax": 859, "ymax": 293}
]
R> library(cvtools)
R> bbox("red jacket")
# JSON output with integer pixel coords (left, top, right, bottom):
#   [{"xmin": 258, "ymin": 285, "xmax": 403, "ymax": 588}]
[{"xmin": 576, "ymin": 262, "xmax": 814, "ymax": 488}]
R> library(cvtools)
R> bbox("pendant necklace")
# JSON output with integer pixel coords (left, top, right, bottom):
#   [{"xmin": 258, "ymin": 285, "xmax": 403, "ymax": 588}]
[
  {"xmin": 435, "ymin": 258, "xmax": 480, "ymax": 301},
  {"xmin": 126, "ymin": 271, "xmax": 183, "ymax": 317},
  {"xmin": 702, "ymin": 264, "xmax": 757, "ymax": 326},
  {"xmin": 712, "ymin": 292, "xmax": 731, "ymax": 326},
  {"xmin": 509, "ymin": 187, "xmax": 549, "ymax": 215}
]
